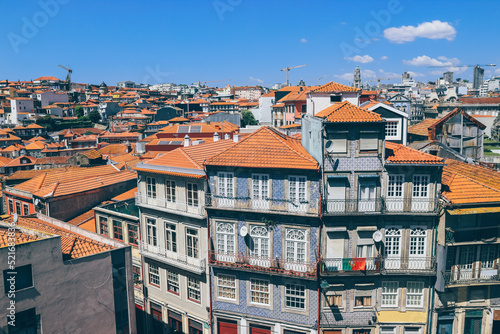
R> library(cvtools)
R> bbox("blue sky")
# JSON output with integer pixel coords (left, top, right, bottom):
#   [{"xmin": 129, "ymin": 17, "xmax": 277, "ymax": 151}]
[{"xmin": 1, "ymin": 0, "xmax": 499, "ymax": 87}]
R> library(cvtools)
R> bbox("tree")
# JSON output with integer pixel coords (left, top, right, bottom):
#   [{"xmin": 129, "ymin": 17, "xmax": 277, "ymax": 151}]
[
  {"xmin": 241, "ymin": 110, "xmax": 258, "ymax": 128},
  {"xmin": 75, "ymin": 105, "xmax": 84, "ymax": 118},
  {"xmin": 88, "ymin": 110, "xmax": 101, "ymax": 123}
]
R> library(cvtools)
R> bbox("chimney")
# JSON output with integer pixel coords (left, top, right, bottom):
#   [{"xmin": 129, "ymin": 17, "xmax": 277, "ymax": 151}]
[
  {"xmin": 184, "ymin": 134, "xmax": 191, "ymax": 147},
  {"xmin": 213, "ymin": 132, "xmax": 219, "ymax": 142},
  {"xmin": 233, "ymin": 134, "xmax": 240, "ymax": 142},
  {"xmin": 224, "ymin": 133, "xmax": 230, "ymax": 140}
]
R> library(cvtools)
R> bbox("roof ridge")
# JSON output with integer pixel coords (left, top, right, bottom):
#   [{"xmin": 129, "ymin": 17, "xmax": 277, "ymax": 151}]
[
  {"xmin": 180, "ymin": 147, "xmax": 203, "ymax": 170},
  {"xmin": 445, "ymin": 160, "xmax": 500, "ymax": 193},
  {"xmin": 265, "ymin": 127, "xmax": 318, "ymax": 167}
]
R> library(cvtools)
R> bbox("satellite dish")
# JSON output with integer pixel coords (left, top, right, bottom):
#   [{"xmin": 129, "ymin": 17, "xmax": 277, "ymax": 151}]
[
  {"xmin": 34, "ymin": 199, "xmax": 39, "ymax": 206},
  {"xmin": 372, "ymin": 230, "xmax": 383, "ymax": 242},
  {"xmin": 240, "ymin": 226, "xmax": 248, "ymax": 237},
  {"xmin": 325, "ymin": 140, "xmax": 335, "ymax": 153},
  {"xmin": 13, "ymin": 213, "xmax": 18, "ymax": 223}
]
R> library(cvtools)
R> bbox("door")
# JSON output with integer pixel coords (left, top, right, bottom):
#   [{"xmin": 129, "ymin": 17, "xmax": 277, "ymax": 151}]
[
  {"xmin": 387, "ymin": 175, "xmax": 404, "ymax": 212},
  {"xmin": 385, "ymin": 227, "xmax": 402, "ymax": 269},
  {"xmin": 150, "ymin": 303, "xmax": 163, "ymax": 334},
  {"xmin": 218, "ymin": 172, "xmax": 234, "ymax": 207},
  {"xmin": 359, "ymin": 181, "xmax": 376, "ymax": 212},
  {"xmin": 464, "ymin": 317, "xmax": 482, "ymax": 334},
  {"xmin": 216, "ymin": 222, "xmax": 236, "ymax": 263},
  {"xmin": 325, "ymin": 232, "xmax": 345, "ymax": 271},
  {"xmin": 458, "ymin": 245, "xmax": 476, "ymax": 281},
  {"xmin": 252, "ymin": 174, "xmax": 269, "ymax": 209},
  {"xmin": 285, "ymin": 228, "xmax": 307, "ymax": 272},
  {"xmin": 412, "ymin": 175, "xmax": 430, "ymax": 212},
  {"xmin": 408, "ymin": 227, "xmax": 427, "ymax": 269},
  {"xmin": 437, "ymin": 320, "xmax": 453, "ymax": 334},
  {"xmin": 289, "ymin": 176, "xmax": 307, "ymax": 212},
  {"xmin": 218, "ymin": 320, "xmax": 238, "ymax": 334},
  {"xmin": 249, "ymin": 225, "xmax": 271, "ymax": 267},
  {"xmin": 327, "ymin": 179, "xmax": 346, "ymax": 213}
]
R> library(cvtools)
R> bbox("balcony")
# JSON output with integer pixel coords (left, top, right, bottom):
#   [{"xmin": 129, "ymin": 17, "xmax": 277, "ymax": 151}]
[
  {"xmin": 209, "ymin": 251, "xmax": 317, "ymax": 279},
  {"xmin": 140, "ymin": 241, "xmax": 206, "ymax": 274},
  {"xmin": 445, "ymin": 267, "xmax": 500, "ymax": 286},
  {"xmin": 320, "ymin": 256, "xmax": 436, "ymax": 275},
  {"xmin": 206, "ymin": 195, "xmax": 319, "ymax": 216},
  {"xmin": 135, "ymin": 193, "xmax": 205, "ymax": 217},
  {"xmin": 384, "ymin": 198, "xmax": 439, "ymax": 214},
  {"xmin": 324, "ymin": 199, "xmax": 383, "ymax": 215}
]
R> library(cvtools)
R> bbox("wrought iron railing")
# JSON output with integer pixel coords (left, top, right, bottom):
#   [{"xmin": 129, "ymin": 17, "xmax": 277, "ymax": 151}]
[
  {"xmin": 205, "ymin": 195, "xmax": 319, "ymax": 215},
  {"xmin": 324, "ymin": 199, "xmax": 384, "ymax": 214},
  {"xmin": 209, "ymin": 251, "xmax": 317, "ymax": 278},
  {"xmin": 384, "ymin": 198, "xmax": 439, "ymax": 213},
  {"xmin": 320, "ymin": 256, "xmax": 436, "ymax": 274},
  {"xmin": 444, "ymin": 267, "xmax": 500, "ymax": 285},
  {"xmin": 140, "ymin": 241, "xmax": 206, "ymax": 273},
  {"xmin": 323, "ymin": 198, "xmax": 439, "ymax": 215},
  {"xmin": 135, "ymin": 193, "xmax": 205, "ymax": 216}
]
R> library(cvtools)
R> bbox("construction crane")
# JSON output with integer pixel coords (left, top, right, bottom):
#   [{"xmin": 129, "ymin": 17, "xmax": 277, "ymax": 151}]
[
  {"xmin": 318, "ymin": 75, "xmax": 327, "ymax": 85},
  {"xmin": 58, "ymin": 64, "xmax": 72, "ymax": 91},
  {"xmin": 281, "ymin": 65, "xmax": 306, "ymax": 86},
  {"xmin": 366, "ymin": 76, "xmax": 400, "ymax": 90},
  {"xmin": 191, "ymin": 79, "xmax": 231, "ymax": 90}
]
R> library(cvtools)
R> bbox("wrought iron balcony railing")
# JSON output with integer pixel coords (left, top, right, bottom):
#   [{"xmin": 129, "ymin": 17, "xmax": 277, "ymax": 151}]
[
  {"xmin": 140, "ymin": 241, "xmax": 206, "ymax": 274},
  {"xmin": 209, "ymin": 251, "xmax": 317, "ymax": 279},
  {"xmin": 205, "ymin": 195, "xmax": 319, "ymax": 215},
  {"xmin": 324, "ymin": 199, "xmax": 384, "ymax": 215},
  {"xmin": 135, "ymin": 193, "xmax": 205, "ymax": 216},
  {"xmin": 323, "ymin": 198, "xmax": 439, "ymax": 215},
  {"xmin": 320, "ymin": 256, "xmax": 436, "ymax": 275},
  {"xmin": 384, "ymin": 198, "xmax": 439, "ymax": 214},
  {"xmin": 445, "ymin": 267, "xmax": 500, "ymax": 285}
]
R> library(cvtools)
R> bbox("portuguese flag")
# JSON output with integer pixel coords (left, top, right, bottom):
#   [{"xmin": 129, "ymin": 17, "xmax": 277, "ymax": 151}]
[{"xmin": 342, "ymin": 258, "xmax": 366, "ymax": 271}]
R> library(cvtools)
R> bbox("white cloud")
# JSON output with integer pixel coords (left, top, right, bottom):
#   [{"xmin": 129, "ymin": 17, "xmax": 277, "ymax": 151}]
[
  {"xmin": 384, "ymin": 20, "xmax": 457, "ymax": 43},
  {"xmin": 407, "ymin": 71, "xmax": 425, "ymax": 77},
  {"xmin": 378, "ymin": 69, "xmax": 400, "ymax": 78},
  {"xmin": 333, "ymin": 73, "xmax": 353, "ymax": 82},
  {"xmin": 403, "ymin": 55, "xmax": 460, "ymax": 67},
  {"xmin": 249, "ymin": 76, "xmax": 263, "ymax": 84},
  {"xmin": 300, "ymin": 38, "xmax": 307, "ymax": 43},
  {"xmin": 381, "ymin": 56, "xmax": 388, "ymax": 60},
  {"xmin": 495, "ymin": 68, "xmax": 500, "ymax": 75},
  {"xmin": 361, "ymin": 70, "xmax": 377, "ymax": 79},
  {"xmin": 334, "ymin": 69, "xmax": 377, "ymax": 83},
  {"xmin": 346, "ymin": 55, "xmax": 374, "ymax": 63}
]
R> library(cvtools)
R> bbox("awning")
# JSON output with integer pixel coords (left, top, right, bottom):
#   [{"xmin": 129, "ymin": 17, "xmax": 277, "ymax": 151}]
[
  {"xmin": 447, "ymin": 207, "xmax": 500, "ymax": 215},
  {"xmin": 358, "ymin": 174, "xmax": 379, "ymax": 179}
]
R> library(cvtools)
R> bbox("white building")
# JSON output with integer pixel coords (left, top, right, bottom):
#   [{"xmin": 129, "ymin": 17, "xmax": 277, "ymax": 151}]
[
  {"xmin": 305, "ymin": 81, "xmax": 360, "ymax": 116},
  {"xmin": 10, "ymin": 98, "xmax": 34, "ymax": 125}
]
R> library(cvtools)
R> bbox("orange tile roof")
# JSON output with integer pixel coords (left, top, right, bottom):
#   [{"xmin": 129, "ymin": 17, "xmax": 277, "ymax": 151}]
[
  {"xmin": 80, "ymin": 149, "xmax": 102, "ymax": 159},
  {"xmin": 408, "ymin": 118, "xmax": 441, "ymax": 138},
  {"xmin": 168, "ymin": 117, "xmax": 190, "ymax": 122},
  {"xmin": 34, "ymin": 76, "xmax": 61, "ymax": 81},
  {"xmin": 314, "ymin": 101, "xmax": 383, "ymax": 123},
  {"xmin": 67, "ymin": 209, "xmax": 95, "ymax": 227},
  {"xmin": 385, "ymin": 142, "xmax": 444, "ymax": 165},
  {"xmin": 442, "ymin": 159, "xmax": 500, "ymax": 205},
  {"xmin": 5, "ymin": 155, "xmax": 37, "ymax": 167},
  {"xmin": 25, "ymin": 141, "xmax": 46, "ymax": 150},
  {"xmin": 159, "ymin": 121, "xmax": 239, "ymax": 134},
  {"xmin": 11, "ymin": 216, "xmax": 112, "ymax": 259},
  {"xmin": 78, "ymin": 217, "xmax": 96, "ymax": 233},
  {"xmin": 112, "ymin": 187, "xmax": 137, "ymax": 201},
  {"xmin": 280, "ymin": 124, "xmax": 301, "ymax": 129},
  {"xmin": 0, "ymin": 156, "xmax": 12, "ymax": 166},
  {"xmin": 312, "ymin": 81, "xmax": 360, "ymax": 93},
  {"xmin": 35, "ymin": 156, "xmax": 69, "ymax": 165},
  {"xmin": 205, "ymin": 127, "xmax": 318, "ymax": 170},
  {"xmin": 0, "ymin": 227, "xmax": 39, "ymax": 248},
  {"xmin": 109, "ymin": 153, "xmax": 138, "ymax": 163}
]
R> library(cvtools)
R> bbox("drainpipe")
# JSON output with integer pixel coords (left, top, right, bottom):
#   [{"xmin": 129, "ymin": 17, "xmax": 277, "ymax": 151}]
[
  {"xmin": 205, "ymin": 172, "xmax": 214, "ymax": 334},
  {"xmin": 427, "ymin": 213, "xmax": 439, "ymax": 334}
]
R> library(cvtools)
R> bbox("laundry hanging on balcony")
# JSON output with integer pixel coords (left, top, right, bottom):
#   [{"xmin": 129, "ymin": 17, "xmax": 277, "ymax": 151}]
[{"xmin": 342, "ymin": 258, "xmax": 366, "ymax": 271}]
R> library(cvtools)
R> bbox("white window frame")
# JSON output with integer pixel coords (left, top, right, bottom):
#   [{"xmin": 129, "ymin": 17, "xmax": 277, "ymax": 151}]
[
  {"xmin": 165, "ymin": 222, "xmax": 177, "ymax": 252},
  {"xmin": 406, "ymin": 281, "xmax": 424, "ymax": 308},
  {"xmin": 285, "ymin": 228, "xmax": 307, "ymax": 264},
  {"xmin": 360, "ymin": 132, "xmax": 379, "ymax": 151},
  {"xmin": 217, "ymin": 172, "xmax": 234, "ymax": 198},
  {"xmin": 167, "ymin": 271, "xmax": 179, "ymax": 294},
  {"xmin": 251, "ymin": 173, "xmax": 270, "ymax": 206},
  {"xmin": 409, "ymin": 227, "xmax": 427, "ymax": 257},
  {"xmin": 187, "ymin": 182, "xmax": 198, "ymax": 207},
  {"xmin": 187, "ymin": 277, "xmax": 201, "ymax": 303},
  {"xmin": 217, "ymin": 274, "xmax": 236, "ymax": 301},
  {"xmin": 385, "ymin": 119, "xmax": 401, "ymax": 140},
  {"xmin": 166, "ymin": 180, "xmax": 176, "ymax": 202},
  {"xmin": 149, "ymin": 263, "xmax": 160, "ymax": 287},
  {"xmin": 284, "ymin": 283, "xmax": 306, "ymax": 310},
  {"xmin": 146, "ymin": 218, "xmax": 157, "ymax": 246},
  {"xmin": 146, "ymin": 176, "xmax": 156, "ymax": 198},
  {"xmin": 387, "ymin": 175, "xmax": 404, "ymax": 198},
  {"xmin": 381, "ymin": 281, "xmax": 399, "ymax": 307},
  {"xmin": 249, "ymin": 225, "xmax": 270, "ymax": 258},
  {"xmin": 325, "ymin": 133, "xmax": 347, "ymax": 154},
  {"xmin": 216, "ymin": 222, "xmax": 235, "ymax": 254},
  {"xmin": 186, "ymin": 228, "xmax": 198, "ymax": 258},
  {"xmin": 412, "ymin": 175, "xmax": 430, "ymax": 198},
  {"xmin": 250, "ymin": 278, "xmax": 270, "ymax": 306}
]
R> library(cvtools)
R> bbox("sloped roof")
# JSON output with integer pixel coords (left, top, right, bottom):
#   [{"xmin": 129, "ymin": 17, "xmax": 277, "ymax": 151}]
[
  {"xmin": 428, "ymin": 108, "xmax": 486, "ymax": 141},
  {"xmin": 442, "ymin": 159, "xmax": 500, "ymax": 205},
  {"xmin": 112, "ymin": 187, "xmax": 137, "ymax": 201},
  {"xmin": 314, "ymin": 101, "xmax": 383, "ymax": 123},
  {"xmin": 205, "ymin": 127, "xmax": 318, "ymax": 170},
  {"xmin": 385, "ymin": 142, "xmax": 444, "ymax": 165},
  {"xmin": 408, "ymin": 118, "xmax": 441, "ymax": 138},
  {"xmin": 80, "ymin": 149, "xmax": 102, "ymax": 159},
  {"xmin": 5, "ymin": 155, "xmax": 37, "ymax": 167},
  {"xmin": 312, "ymin": 81, "xmax": 360, "ymax": 93}
]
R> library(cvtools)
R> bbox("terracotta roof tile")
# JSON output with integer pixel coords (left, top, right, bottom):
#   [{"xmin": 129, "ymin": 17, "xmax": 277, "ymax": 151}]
[
  {"xmin": 385, "ymin": 142, "xmax": 444, "ymax": 165},
  {"xmin": 205, "ymin": 127, "xmax": 318, "ymax": 170},
  {"xmin": 314, "ymin": 101, "xmax": 383, "ymax": 123},
  {"xmin": 67, "ymin": 209, "xmax": 95, "ymax": 227},
  {"xmin": 112, "ymin": 187, "xmax": 137, "ymax": 201},
  {"xmin": 312, "ymin": 81, "xmax": 360, "ymax": 93},
  {"xmin": 0, "ymin": 228, "xmax": 39, "ymax": 248},
  {"xmin": 80, "ymin": 149, "xmax": 102, "ymax": 159}
]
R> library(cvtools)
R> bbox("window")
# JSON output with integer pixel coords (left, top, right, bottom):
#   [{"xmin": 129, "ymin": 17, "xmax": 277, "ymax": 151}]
[
  {"xmin": 252, "ymin": 174, "xmax": 269, "ymax": 203},
  {"xmin": 15, "ymin": 201, "xmax": 21, "ymax": 215},
  {"xmin": 250, "ymin": 279, "xmax": 270, "ymax": 305},
  {"xmin": 285, "ymin": 228, "xmax": 307, "ymax": 263},
  {"xmin": 387, "ymin": 175, "xmax": 404, "ymax": 198},
  {"xmin": 249, "ymin": 225, "xmax": 270, "ymax": 258},
  {"xmin": 216, "ymin": 222, "xmax": 235, "ymax": 254},
  {"xmin": 385, "ymin": 228, "xmax": 401, "ymax": 256},
  {"xmin": 8, "ymin": 199, "xmax": 13, "ymax": 214},
  {"xmin": 360, "ymin": 133, "xmax": 378, "ymax": 151},
  {"xmin": 148, "ymin": 264, "xmax": 160, "ymax": 286},
  {"xmin": 481, "ymin": 245, "xmax": 497, "ymax": 269},
  {"xmin": 10, "ymin": 308, "xmax": 38, "ymax": 334},
  {"xmin": 128, "ymin": 224, "xmax": 138, "ymax": 246},
  {"xmin": 165, "ymin": 223, "xmax": 177, "ymax": 252},
  {"xmin": 187, "ymin": 228, "xmax": 198, "ymax": 258},
  {"xmin": 406, "ymin": 281, "xmax": 424, "ymax": 307},
  {"xmin": 330, "ymin": 95, "xmax": 342, "ymax": 102},
  {"xmin": 188, "ymin": 277, "xmax": 201, "ymax": 302},
  {"xmin": 381, "ymin": 281, "xmax": 399, "ymax": 307},
  {"xmin": 146, "ymin": 176, "xmax": 156, "ymax": 198},
  {"xmin": 412, "ymin": 175, "xmax": 429, "ymax": 198},
  {"xmin": 133, "ymin": 266, "xmax": 141, "ymax": 287},
  {"xmin": 166, "ymin": 180, "xmax": 176, "ymax": 202},
  {"xmin": 289, "ymin": 176, "xmax": 307, "ymax": 209},
  {"xmin": 285, "ymin": 283, "xmax": 306, "ymax": 310},
  {"xmin": 325, "ymin": 134, "xmax": 348, "ymax": 154},
  {"xmin": 3, "ymin": 265, "xmax": 33, "ymax": 293},
  {"xmin": 409, "ymin": 228, "xmax": 426, "ymax": 256},
  {"xmin": 217, "ymin": 172, "xmax": 234, "ymax": 198},
  {"xmin": 22, "ymin": 204, "xmax": 29, "ymax": 216},
  {"xmin": 217, "ymin": 274, "xmax": 236, "ymax": 300},
  {"xmin": 113, "ymin": 220, "xmax": 123, "ymax": 241},
  {"xmin": 99, "ymin": 216, "xmax": 109, "ymax": 236},
  {"xmin": 187, "ymin": 183, "xmax": 199, "ymax": 206},
  {"xmin": 167, "ymin": 271, "xmax": 179, "ymax": 294},
  {"xmin": 385, "ymin": 120, "xmax": 399, "ymax": 138},
  {"xmin": 325, "ymin": 287, "xmax": 342, "ymax": 307},
  {"xmin": 147, "ymin": 218, "xmax": 157, "ymax": 246},
  {"xmin": 380, "ymin": 327, "xmax": 396, "ymax": 334},
  {"xmin": 355, "ymin": 285, "xmax": 373, "ymax": 307}
]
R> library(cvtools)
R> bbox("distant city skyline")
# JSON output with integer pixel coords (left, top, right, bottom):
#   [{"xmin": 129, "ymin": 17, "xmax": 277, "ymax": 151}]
[{"xmin": 2, "ymin": 0, "xmax": 499, "ymax": 87}]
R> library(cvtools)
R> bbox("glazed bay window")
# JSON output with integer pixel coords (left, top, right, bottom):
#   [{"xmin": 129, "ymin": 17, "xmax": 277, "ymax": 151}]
[
  {"xmin": 188, "ymin": 277, "xmax": 201, "ymax": 303},
  {"xmin": 187, "ymin": 228, "xmax": 198, "ymax": 258},
  {"xmin": 250, "ymin": 279, "xmax": 270, "ymax": 305},
  {"xmin": 406, "ymin": 281, "xmax": 424, "ymax": 308},
  {"xmin": 167, "ymin": 272, "xmax": 179, "ymax": 294},
  {"xmin": 217, "ymin": 274, "xmax": 236, "ymax": 300},
  {"xmin": 166, "ymin": 180, "xmax": 176, "ymax": 202},
  {"xmin": 146, "ymin": 176, "xmax": 156, "ymax": 198},
  {"xmin": 149, "ymin": 264, "xmax": 160, "ymax": 287},
  {"xmin": 187, "ymin": 183, "xmax": 198, "ymax": 206},
  {"xmin": 285, "ymin": 283, "xmax": 306, "ymax": 310},
  {"xmin": 147, "ymin": 218, "xmax": 157, "ymax": 246},
  {"xmin": 99, "ymin": 216, "xmax": 109, "ymax": 236},
  {"xmin": 381, "ymin": 281, "xmax": 399, "ymax": 307},
  {"xmin": 165, "ymin": 223, "xmax": 177, "ymax": 252},
  {"xmin": 113, "ymin": 220, "xmax": 123, "ymax": 241}
]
